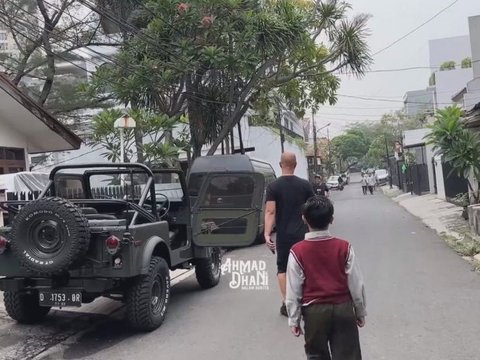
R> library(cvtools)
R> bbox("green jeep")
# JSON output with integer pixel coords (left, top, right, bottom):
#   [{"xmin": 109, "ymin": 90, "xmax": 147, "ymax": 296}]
[{"xmin": 0, "ymin": 163, "xmax": 264, "ymax": 331}]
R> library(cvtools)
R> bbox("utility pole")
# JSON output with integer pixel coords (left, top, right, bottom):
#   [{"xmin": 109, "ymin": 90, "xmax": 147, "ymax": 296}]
[
  {"xmin": 312, "ymin": 109, "xmax": 318, "ymax": 176},
  {"xmin": 384, "ymin": 134, "xmax": 393, "ymax": 189},
  {"xmin": 327, "ymin": 127, "xmax": 332, "ymax": 175},
  {"xmin": 277, "ymin": 101, "xmax": 285, "ymax": 153}
]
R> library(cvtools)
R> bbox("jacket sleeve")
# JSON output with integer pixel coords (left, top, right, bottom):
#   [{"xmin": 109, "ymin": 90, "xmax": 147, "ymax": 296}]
[
  {"xmin": 286, "ymin": 251, "xmax": 305, "ymax": 327},
  {"xmin": 345, "ymin": 245, "xmax": 367, "ymax": 318}
]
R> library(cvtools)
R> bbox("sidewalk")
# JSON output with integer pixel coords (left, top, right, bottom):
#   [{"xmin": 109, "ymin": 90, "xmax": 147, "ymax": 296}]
[{"xmin": 382, "ymin": 186, "xmax": 480, "ymax": 267}]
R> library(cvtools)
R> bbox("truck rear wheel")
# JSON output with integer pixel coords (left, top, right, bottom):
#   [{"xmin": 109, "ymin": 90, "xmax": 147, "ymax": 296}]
[
  {"xmin": 125, "ymin": 256, "xmax": 170, "ymax": 332},
  {"xmin": 4, "ymin": 290, "xmax": 50, "ymax": 324},
  {"xmin": 195, "ymin": 247, "xmax": 222, "ymax": 289}
]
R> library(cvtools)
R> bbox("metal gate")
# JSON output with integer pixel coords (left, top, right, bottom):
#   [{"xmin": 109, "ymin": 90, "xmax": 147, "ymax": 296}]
[{"xmin": 442, "ymin": 162, "xmax": 468, "ymax": 199}]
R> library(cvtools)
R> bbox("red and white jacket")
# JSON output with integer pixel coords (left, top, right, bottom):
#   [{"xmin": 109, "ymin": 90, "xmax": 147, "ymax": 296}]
[{"xmin": 285, "ymin": 230, "xmax": 367, "ymax": 327}]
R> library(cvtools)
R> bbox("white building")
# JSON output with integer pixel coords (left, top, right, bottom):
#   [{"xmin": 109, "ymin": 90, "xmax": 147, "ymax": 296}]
[{"xmin": 452, "ymin": 16, "xmax": 480, "ymax": 110}]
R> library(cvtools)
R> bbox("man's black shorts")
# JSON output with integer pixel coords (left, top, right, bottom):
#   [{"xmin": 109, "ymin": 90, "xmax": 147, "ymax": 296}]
[{"xmin": 276, "ymin": 240, "xmax": 301, "ymax": 273}]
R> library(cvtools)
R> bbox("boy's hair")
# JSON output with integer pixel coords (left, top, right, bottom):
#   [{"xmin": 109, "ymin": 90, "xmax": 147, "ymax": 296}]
[{"xmin": 302, "ymin": 196, "xmax": 334, "ymax": 230}]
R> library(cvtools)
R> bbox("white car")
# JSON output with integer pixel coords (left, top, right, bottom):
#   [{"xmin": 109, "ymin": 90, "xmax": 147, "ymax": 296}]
[
  {"xmin": 326, "ymin": 176, "xmax": 342, "ymax": 190},
  {"xmin": 375, "ymin": 169, "xmax": 389, "ymax": 185}
]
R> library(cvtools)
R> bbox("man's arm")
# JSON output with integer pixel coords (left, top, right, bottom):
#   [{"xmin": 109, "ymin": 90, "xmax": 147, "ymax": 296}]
[
  {"xmin": 264, "ymin": 184, "xmax": 276, "ymax": 250},
  {"xmin": 286, "ymin": 251, "xmax": 305, "ymax": 327},
  {"xmin": 346, "ymin": 245, "xmax": 367, "ymax": 320},
  {"xmin": 264, "ymin": 201, "xmax": 275, "ymax": 237}
]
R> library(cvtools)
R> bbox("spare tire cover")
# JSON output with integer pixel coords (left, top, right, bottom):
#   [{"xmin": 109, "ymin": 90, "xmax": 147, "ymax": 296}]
[{"xmin": 10, "ymin": 197, "xmax": 90, "ymax": 275}]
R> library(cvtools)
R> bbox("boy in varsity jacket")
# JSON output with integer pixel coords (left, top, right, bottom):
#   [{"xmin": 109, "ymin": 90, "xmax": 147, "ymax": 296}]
[{"xmin": 285, "ymin": 196, "xmax": 366, "ymax": 360}]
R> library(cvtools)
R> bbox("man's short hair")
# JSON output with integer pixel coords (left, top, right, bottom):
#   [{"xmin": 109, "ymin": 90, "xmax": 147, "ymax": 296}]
[{"xmin": 302, "ymin": 196, "xmax": 334, "ymax": 230}]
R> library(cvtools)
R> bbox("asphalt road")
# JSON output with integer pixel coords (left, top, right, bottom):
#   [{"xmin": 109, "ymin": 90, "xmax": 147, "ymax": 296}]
[{"xmin": 2, "ymin": 175, "xmax": 480, "ymax": 359}]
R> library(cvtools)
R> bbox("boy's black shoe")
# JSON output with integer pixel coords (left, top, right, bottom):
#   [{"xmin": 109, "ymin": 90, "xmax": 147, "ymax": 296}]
[{"xmin": 280, "ymin": 303, "xmax": 288, "ymax": 317}]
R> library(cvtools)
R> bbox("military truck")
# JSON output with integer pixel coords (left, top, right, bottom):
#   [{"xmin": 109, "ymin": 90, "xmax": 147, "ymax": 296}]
[{"xmin": 0, "ymin": 162, "xmax": 264, "ymax": 331}]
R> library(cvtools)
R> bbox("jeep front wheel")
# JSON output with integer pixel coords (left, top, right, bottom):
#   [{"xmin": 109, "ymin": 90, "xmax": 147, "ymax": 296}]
[
  {"xmin": 4, "ymin": 291, "xmax": 51, "ymax": 324},
  {"xmin": 125, "ymin": 256, "xmax": 170, "ymax": 332},
  {"xmin": 195, "ymin": 247, "xmax": 222, "ymax": 289}
]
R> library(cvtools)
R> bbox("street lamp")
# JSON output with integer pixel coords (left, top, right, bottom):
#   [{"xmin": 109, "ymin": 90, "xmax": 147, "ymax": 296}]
[{"xmin": 114, "ymin": 114, "xmax": 136, "ymax": 163}]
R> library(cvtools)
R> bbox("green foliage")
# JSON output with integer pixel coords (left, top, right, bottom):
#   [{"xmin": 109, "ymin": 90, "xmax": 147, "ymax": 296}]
[
  {"xmin": 461, "ymin": 57, "xmax": 472, "ymax": 69},
  {"xmin": 426, "ymin": 106, "xmax": 480, "ymax": 202},
  {"xmin": 440, "ymin": 61, "xmax": 456, "ymax": 71},
  {"xmin": 90, "ymin": 0, "xmax": 372, "ymax": 157},
  {"xmin": 89, "ymin": 108, "xmax": 189, "ymax": 166},
  {"xmin": 331, "ymin": 111, "xmax": 424, "ymax": 168},
  {"xmin": 331, "ymin": 133, "xmax": 368, "ymax": 167}
]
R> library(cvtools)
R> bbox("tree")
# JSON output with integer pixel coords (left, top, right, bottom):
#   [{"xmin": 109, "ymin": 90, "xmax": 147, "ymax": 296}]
[
  {"xmin": 332, "ymin": 110, "xmax": 424, "ymax": 167},
  {"xmin": 90, "ymin": 108, "xmax": 190, "ymax": 167},
  {"xmin": 90, "ymin": 0, "xmax": 372, "ymax": 158},
  {"xmin": 0, "ymin": 0, "xmax": 119, "ymax": 114},
  {"xmin": 440, "ymin": 60, "xmax": 456, "ymax": 71},
  {"xmin": 331, "ymin": 133, "xmax": 368, "ymax": 169},
  {"xmin": 426, "ymin": 106, "xmax": 480, "ymax": 203},
  {"xmin": 461, "ymin": 57, "xmax": 472, "ymax": 69}
]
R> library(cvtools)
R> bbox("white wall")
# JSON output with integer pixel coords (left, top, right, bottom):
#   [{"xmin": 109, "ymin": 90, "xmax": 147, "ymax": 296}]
[
  {"xmin": 246, "ymin": 126, "xmax": 309, "ymax": 180},
  {"xmin": 429, "ymin": 35, "xmax": 471, "ymax": 68},
  {"xmin": 433, "ymin": 155, "xmax": 447, "ymax": 200},
  {"xmin": 469, "ymin": 15, "xmax": 480, "ymax": 79},
  {"xmin": 403, "ymin": 128, "xmax": 438, "ymax": 195},
  {"xmin": 435, "ymin": 68, "xmax": 473, "ymax": 109},
  {"xmin": 425, "ymin": 144, "xmax": 435, "ymax": 195},
  {"xmin": 403, "ymin": 128, "xmax": 430, "ymax": 147}
]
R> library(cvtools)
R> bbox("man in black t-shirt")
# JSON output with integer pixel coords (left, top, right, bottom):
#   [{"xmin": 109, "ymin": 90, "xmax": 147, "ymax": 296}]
[{"xmin": 264, "ymin": 152, "xmax": 314, "ymax": 316}]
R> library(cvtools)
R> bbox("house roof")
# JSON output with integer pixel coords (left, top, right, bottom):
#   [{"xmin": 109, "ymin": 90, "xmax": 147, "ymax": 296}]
[
  {"xmin": 0, "ymin": 73, "xmax": 82, "ymax": 153},
  {"xmin": 463, "ymin": 102, "xmax": 480, "ymax": 128}
]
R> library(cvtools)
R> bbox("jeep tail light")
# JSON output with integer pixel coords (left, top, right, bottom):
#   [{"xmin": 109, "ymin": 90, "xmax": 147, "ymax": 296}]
[
  {"xmin": 105, "ymin": 235, "xmax": 120, "ymax": 255},
  {"xmin": 0, "ymin": 236, "xmax": 8, "ymax": 255}
]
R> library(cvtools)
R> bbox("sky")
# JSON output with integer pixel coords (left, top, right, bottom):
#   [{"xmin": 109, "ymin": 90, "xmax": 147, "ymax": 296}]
[{"xmin": 314, "ymin": 0, "xmax": 480, "ymax": 138}]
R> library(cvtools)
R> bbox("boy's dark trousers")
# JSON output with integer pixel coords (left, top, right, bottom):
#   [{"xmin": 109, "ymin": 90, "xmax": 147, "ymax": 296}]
[
  {"xmin": 302, "ymin": 302, "xmax": 362, "ymax": 360},
  {"xmin": 361, "ymin": 186, "xmax": 367, "ymax": 195}
]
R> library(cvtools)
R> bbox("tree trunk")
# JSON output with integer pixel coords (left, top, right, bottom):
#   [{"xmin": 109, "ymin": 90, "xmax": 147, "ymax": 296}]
[{"xmin": 134, "ymin": 128, "xmax": 144, "ymax": 163}]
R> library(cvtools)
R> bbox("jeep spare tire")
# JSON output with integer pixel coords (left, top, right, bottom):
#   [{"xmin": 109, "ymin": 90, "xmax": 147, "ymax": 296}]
[{"xmin": 10, "ymin": 197, "xmax": 90, "ymax": 275}]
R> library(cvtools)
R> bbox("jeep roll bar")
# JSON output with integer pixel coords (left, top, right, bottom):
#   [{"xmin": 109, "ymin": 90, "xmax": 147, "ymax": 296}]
[{"xmin": 40, "ymin": 163, "xmax": 158, "ymax": 220}]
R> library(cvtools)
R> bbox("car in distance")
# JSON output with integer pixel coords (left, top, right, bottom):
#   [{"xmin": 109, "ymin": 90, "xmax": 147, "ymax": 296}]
[
  {"xmin": 326, "ymin": 175, "xmax": 344, "ymax": 190},
  {"xmin": 375, "ymin": 169, "xmax": 389, "ymax": 185}
]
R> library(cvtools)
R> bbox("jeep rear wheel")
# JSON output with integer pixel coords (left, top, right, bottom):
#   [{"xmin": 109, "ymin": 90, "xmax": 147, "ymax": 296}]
[
  {"xmin": 4, "ymin": 291, "xmax": 51, "ymax": 324},
  {"xmin": 195, "ymin": 247, "xmax": 222, "ymax": 289},
  {"xmin": 125, "ymin": 256, "xmax": 170, "ymax": 332},
  {"xmin": 10, "ymin": 197, "xmax": 90, "ymax": 275}
]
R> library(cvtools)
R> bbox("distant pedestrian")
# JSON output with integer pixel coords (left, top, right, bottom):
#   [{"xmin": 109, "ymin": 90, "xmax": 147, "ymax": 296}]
[
  {"xmin": 313, "ymin": 176, "xmax": 330, "ymax": 198},
  {"xmin": 286, "ymin": 196, "xmax": 367, "ymax": 360},
  {"xmin": 367, "ymin": 173, "xmax": 375, "ymax": 195},
  {"xmin": 264, "ymin": 152, "xmax": 315, "ymax": 317},
  {"xmin": 360, "ymin": 175, "xmax": 368, "ymax": 195}
]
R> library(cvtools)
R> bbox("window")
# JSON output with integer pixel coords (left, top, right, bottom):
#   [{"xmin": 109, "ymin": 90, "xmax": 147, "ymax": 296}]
[
  {"xmin": 0, "ymin": 33, "xmax": 7, "ymax": 41},
  {"xmin": 55, "ymin": 177, "xmax": 85, "ymax": 199},
  {"xmin": 4, "ymin": 148, "xmax": 24, "ymax": 161},
  {"xmin": 202, "ymin": 175, "xmax": 255, "ymax": 208}
]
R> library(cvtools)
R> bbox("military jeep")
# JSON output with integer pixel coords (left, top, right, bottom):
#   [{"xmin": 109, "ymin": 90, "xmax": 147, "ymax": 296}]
[{"xmin": 0, "ymin": 163, "xmax": 264, "ymax": 331}]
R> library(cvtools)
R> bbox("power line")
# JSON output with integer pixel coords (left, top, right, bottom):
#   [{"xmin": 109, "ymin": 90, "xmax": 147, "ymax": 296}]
[
  {"xmin": 340, "ymin": 59, "xmax": 480, "ymax": 74},
  {"xmin": 32, "ymin": 146, "xmax": 103, "ymax": 171},
  {"xmin": 76, "ymin": 0, "xmax": 192, "ymax": 71},
  {"xmin": 337, "ymin": 93, "xmax": 455, "ymax": 105},
  {"xmin": 372, "ymin": 0, "xmax": 461, "ymax": 56}
]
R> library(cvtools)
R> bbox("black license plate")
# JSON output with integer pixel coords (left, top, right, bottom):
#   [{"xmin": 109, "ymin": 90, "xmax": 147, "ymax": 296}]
[{"xmin": 39, "ymin": 290, "xmax": 82, "ymax": 307}]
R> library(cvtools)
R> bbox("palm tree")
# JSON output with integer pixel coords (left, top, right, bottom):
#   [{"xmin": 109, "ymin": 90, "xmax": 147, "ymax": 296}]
[{"xmin": 426, "ymin": 106, "xmax": 480, "ymax": 203}]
